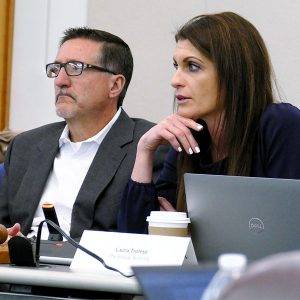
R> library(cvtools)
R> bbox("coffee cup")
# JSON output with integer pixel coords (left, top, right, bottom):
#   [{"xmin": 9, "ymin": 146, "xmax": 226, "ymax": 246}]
[{"xmin": 146, "ymin": 211, "xmax": 190, "ymax": 237}]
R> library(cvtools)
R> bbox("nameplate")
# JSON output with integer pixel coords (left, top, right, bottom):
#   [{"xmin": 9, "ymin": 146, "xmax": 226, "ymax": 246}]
[{"xmin": 70, "ymin": 230, "xmax": 196, "ymax": 276}]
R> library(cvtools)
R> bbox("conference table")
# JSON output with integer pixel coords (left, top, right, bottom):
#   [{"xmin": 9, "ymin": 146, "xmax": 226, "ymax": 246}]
[
  {"xmin": 0, "ymin": 263, "xmax": 141, "ymax": 299},
  {"xmin": 0, "ymin": 231, "xmax": 215, "ymax": 299}
]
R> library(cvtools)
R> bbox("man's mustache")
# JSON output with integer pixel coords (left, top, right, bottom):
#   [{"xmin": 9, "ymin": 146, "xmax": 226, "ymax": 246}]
[{"xmin": 55, "ymin": 90, "xmax": 76, "ymax": 102}]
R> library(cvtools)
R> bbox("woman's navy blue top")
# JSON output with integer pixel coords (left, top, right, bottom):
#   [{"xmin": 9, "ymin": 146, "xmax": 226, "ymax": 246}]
[{"xmin": 118, "ymin": 103, "xmax": 300, "ymax": 233}]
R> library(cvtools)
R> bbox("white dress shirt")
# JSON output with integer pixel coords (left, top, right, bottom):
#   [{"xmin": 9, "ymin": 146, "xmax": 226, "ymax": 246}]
[{"xmin": 29, "ymin": 108, "xmax": 121, "ymax": 239}]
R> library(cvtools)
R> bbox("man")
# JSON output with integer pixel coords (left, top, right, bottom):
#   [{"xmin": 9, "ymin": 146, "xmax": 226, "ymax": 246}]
[{"xmin": 0, "ymin": 27, "xmax": 167, "ymax": 239}]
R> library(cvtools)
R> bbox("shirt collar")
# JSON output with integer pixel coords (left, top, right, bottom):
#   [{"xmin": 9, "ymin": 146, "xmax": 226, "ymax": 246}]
[{"xmin": 59, "ymin": 108, "xmax": 122, "ymax": 147}]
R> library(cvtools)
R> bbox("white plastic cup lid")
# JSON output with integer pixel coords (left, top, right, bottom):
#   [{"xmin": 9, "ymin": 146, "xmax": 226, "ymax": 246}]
[{"xmin": 146, "ymin": 211, "xmax": 190, "ymax": 224}]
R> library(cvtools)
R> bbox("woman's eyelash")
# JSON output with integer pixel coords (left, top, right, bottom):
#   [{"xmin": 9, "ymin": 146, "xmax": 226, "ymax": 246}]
[
  {"xmin": 172, "ymin": 61, "xmax": 201, "ymax": 71},
  {"xmin": 188, "ymin": 62, "xmax": 201, "ymax": 70}
]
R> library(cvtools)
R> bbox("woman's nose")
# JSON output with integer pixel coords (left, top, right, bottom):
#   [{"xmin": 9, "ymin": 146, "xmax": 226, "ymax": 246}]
[{"xmin": 171, "ymin": 69, "xmax": 184, "ymax": 88}]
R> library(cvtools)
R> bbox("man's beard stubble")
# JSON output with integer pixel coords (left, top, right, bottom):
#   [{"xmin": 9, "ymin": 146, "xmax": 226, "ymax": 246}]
[{"xmin": 55, "ymin": 88, "xmax": 77, "ymax": 119}]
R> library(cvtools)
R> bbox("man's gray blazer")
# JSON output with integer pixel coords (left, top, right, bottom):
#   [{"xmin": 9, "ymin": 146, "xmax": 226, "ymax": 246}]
[{"xmin": 0, "ymin": 109, "xmax": 167, "ymax": 238}]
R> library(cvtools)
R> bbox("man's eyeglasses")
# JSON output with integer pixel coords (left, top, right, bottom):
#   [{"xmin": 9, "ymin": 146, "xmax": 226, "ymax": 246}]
[{"xmin": 46, "ymin": 61, "xmax": 116, "ymax": 78}]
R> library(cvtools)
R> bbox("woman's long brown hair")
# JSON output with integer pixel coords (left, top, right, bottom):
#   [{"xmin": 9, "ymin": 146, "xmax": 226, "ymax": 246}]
[{"xmin": 174, "ymin": 12, "xmax": 278, "ymax": 211}]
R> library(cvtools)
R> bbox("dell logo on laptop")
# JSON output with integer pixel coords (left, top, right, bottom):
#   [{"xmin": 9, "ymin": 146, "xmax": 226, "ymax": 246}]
[{"xmin": 249, "ymin": 217, "xmax": 264, "ymax": 233}]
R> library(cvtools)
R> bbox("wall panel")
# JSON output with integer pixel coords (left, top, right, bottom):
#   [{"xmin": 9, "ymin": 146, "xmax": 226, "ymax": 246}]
[{"xmin": 0, "ymin": 0, "xmax": 14, "ymax": 130}]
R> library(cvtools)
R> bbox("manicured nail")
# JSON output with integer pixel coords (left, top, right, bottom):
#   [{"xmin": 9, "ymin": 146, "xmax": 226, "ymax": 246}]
[
  {"xmin": 188, "ymin": 148, "xmax": 193, "ymax": 154},
  {"xmin": 178, "ymin": 146, "xmax": 182, "ymax": 152},
  {"xmin": 197, "ymin": 124, "xmax": 203, "ymax": 130},
  {"xmin": 195, "ymin": 146, "xmax": 200, "ymax": 153}
]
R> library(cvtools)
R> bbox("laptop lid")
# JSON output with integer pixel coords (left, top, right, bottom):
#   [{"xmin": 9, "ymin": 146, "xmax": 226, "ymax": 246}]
[
  {"xmin": 184, "ymin": 173, "xmax": 300, "ymax": 263},
  {"xmin": 133, "ymin": 265, "xmax": 216, "ymax": 300}
]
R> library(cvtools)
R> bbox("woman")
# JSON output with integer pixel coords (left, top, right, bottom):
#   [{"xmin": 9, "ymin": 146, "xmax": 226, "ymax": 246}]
[{"xmin": 118, "ymin": 11, "xmax": 300, "ymax": 233}]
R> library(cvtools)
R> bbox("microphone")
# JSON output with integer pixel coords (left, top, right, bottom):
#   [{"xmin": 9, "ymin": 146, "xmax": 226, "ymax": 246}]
[
  {"xmin": 7, "ymin": 235, "xmax": 36, "ymax": 266},
  {"xmin": 7, "ymin": 220, "xmax": 134, "ymax": 278},
  {"xmin": 42, "ymin": 204, "xmax": 63, "ymax": 241}
]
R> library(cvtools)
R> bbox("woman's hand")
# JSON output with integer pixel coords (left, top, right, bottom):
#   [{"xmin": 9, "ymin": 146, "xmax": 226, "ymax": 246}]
[
  {"xmin": 159, "ymin": 197, "xmax": 177, "ymax": 211},
  {"xmin": 139, "ymin": 114, "xmax": 203, "ymax": 155},
  {"xmin": 131, "ymin": 114, "xmax": 203, "ymax": 183}
]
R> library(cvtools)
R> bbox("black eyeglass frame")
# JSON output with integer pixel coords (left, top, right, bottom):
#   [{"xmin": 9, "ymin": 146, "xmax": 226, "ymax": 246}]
[{"xmin": 45, "ymin": 61, "xmax": 117, "ymax": 78}]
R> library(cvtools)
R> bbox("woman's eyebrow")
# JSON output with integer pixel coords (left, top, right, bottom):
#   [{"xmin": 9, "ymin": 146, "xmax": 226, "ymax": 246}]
[{"xmin": 183, "ymin": 56, "xmax": 205, "ymax": 64}]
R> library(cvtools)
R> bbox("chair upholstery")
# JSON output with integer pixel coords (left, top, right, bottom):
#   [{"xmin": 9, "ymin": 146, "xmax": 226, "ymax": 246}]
[
  {"xmin": 219, "ymin": 251, "xmax": 300, "ymax": 300},
  {"xmin": 0, "ymin": 129, "xmax": 18, "ymax": 163},
  {"xmin": 0, "ymin": 163, "xmax": 4, "ymax": 187}
]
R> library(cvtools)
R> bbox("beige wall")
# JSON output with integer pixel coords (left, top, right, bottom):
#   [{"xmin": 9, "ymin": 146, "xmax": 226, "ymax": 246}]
[
  {"xmin": 9, "ymin": 0, "xmax": 300, "ymax": 130},
  {"xmin": 9, "ymin": 0, "xmax": 87, "ymax": 131},
  {"xmin": 87, "ymin": 0, "xmax": 207, "ymax": 123},
  {"xmin": 87, "ymin": 0, "xmax": 300, "ymax": 123}
]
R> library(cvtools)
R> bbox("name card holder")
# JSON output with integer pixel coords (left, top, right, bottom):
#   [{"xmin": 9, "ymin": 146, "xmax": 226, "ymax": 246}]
[{"xmin": 70, "ymin": 230, "xmax": 197, "ymax": 276}]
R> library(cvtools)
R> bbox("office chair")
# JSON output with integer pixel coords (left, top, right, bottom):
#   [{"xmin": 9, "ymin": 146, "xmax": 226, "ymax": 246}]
[
  {"xmin": 219, "ymin": 251, "xmax": 300, "ymax": 300},
  {"xmin": 0, "ymin": 163, "xmax": 4, "ymax": 187}
]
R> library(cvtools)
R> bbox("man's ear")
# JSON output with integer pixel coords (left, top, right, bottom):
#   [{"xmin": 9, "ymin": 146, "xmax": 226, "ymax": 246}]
[{"xmin": 109, "ymin": 75, "xmax": 126, "ymax": 99}]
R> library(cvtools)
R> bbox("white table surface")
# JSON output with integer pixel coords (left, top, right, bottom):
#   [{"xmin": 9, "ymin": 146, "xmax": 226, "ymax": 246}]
[{"xmin": 0, "ymin": 264, "xmax": 141, "ymax": 295}]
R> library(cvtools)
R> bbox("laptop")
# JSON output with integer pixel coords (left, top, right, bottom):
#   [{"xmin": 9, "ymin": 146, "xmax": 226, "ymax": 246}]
[
  {"xmin": 133, "ymin": 265, "xmax": 216, "ymax": 300},
  {"xmin": 184, "ymin": 173, "xmax": 300, "ymax": 263}
]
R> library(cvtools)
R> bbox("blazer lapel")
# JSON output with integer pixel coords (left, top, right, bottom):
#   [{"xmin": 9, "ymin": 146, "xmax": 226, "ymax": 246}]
[
  {"xmin": 16, "ymin": 125, "xmax": 65, "ymax": 233},
  {"xmin": 71, "ymin": 110, "xmax": 135, "ymax": 231}
]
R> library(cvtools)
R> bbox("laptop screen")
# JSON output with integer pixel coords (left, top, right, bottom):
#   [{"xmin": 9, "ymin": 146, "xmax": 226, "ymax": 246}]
[{"xmin": 184, "ymin": 173, "xmax": 300, "ymax": 262}]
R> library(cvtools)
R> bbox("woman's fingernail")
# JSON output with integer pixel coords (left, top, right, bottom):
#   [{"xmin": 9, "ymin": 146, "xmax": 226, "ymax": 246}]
[
  {"xmin": 197, "ymin": 124, "xmax": 203, "ymax": 130},
  {"xmin": 178, "ymin": 146, "xmax": 182, "ymax": 152},
  {"xmin": 195, "ymin": 146, "xmax": 200, "ymax": 153},
  {"xmin": 188, "ymin": 148, "xmax": 193, "ymax": 154}
]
